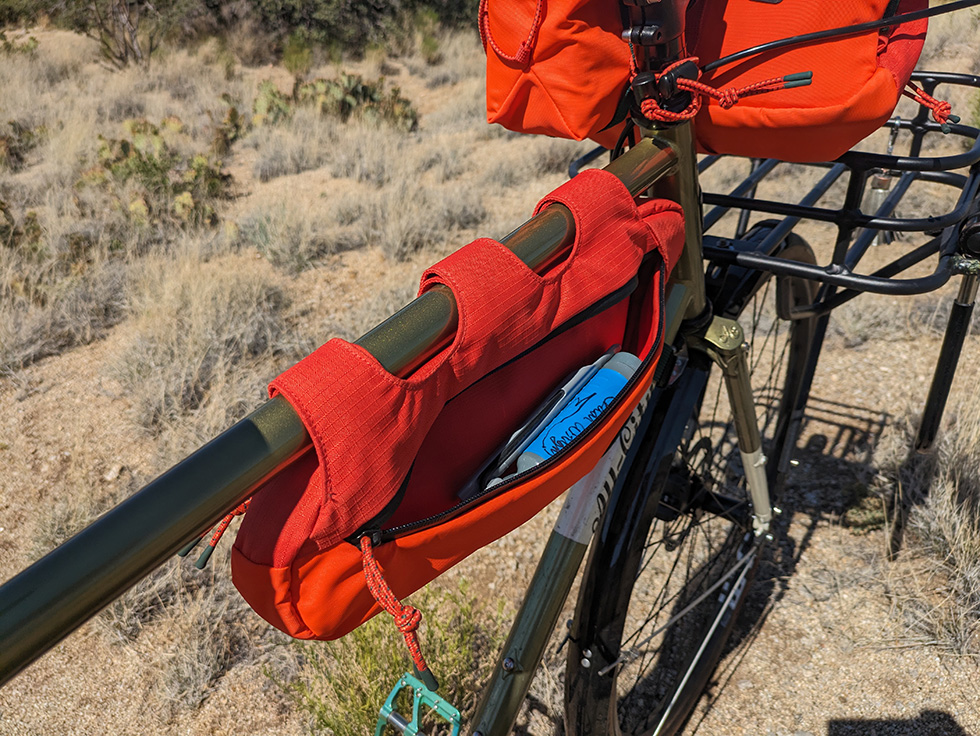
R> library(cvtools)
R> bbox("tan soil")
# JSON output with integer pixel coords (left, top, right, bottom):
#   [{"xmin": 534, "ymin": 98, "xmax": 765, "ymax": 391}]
[{"xmin": 3, "ymin": 22, "xmax": 980, "ymax": 736}]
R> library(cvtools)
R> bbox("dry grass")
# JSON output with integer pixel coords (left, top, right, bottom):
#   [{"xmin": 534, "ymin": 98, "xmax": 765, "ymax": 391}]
[
  {"xmin": 236, "ymin": 190, "xmax": 370, "ymax": 273},
  {"xmin": 370, "ymin": 179, "xmax": 487, "ymax": 260},
  {"xmin": 249, "ymin": 107, "xmax": 340, "ymax": 182},
  {"xmin": 874, "ymin": 393, "xmax": 980, "ymax": 654},
  {"xmin": 285, "ymin": 581, "xmax": 506, "ymax": 736},
  {"xmin": 114, "ymin": 242, "xmax": 291, "ymax": 443}
]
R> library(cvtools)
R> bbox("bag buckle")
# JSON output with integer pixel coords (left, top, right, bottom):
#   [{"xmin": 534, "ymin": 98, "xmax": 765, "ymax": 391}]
[{"xmin": 376, "ymin": 673, "xmax": 461, "ymax": 736}]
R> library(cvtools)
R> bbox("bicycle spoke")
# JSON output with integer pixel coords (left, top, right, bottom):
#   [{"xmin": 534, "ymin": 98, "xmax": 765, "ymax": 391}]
[{"xmin": 568, "ymin": 236, "xmax": 818, "ymax": 736}]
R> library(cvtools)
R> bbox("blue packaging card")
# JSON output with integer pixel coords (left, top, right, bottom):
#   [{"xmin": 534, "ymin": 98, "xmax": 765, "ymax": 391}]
[{"xmin": 524, "ymin": 368, "xmax": 628, "ymax": 461}]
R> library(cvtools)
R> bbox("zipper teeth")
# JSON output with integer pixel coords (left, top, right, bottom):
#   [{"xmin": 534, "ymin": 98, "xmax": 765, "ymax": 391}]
[{"xmin": 382, "ymin": 264, "xmax": 667, "ymax": 541}]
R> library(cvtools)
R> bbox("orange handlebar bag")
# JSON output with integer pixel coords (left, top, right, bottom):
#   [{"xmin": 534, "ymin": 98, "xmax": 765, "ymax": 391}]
[
  {"xmin": 482, "ymin": 0, "xmax": 632, "ymax": 150},
  {"xmin": 687, "ymin": 0, "xmax": 928, "ymax": 161},
  {"xmin": 482, "ymin": 0, "xmax": 928, "ymax": 162},
  {"xmin": 231, "ymin": 169, "xmax": 685, "ymax": 642}
]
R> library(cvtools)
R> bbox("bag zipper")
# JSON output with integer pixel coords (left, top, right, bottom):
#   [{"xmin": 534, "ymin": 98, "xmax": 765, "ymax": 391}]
[
  {"xmin": 379, "ymin": 259, "xmax": 667, "ymax": 542},
  {"xmin": 347, "ymin": 268, "xmax": 646, "ymax": 546}
]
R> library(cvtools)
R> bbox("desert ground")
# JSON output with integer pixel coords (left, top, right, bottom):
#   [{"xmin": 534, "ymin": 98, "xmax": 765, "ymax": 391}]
[{"xmin": 1, "ymin": 9, "xmax": 980, "ymax": 736}]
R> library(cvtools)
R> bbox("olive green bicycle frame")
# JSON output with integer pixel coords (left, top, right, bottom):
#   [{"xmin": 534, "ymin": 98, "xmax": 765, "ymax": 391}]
[
  {"xmin": 0, "ymin": 126, "xmax": 775, "ymax": 730},
  {"xmin": 466, "ymin": 123, "xmax": 774, "ymax": 736}
]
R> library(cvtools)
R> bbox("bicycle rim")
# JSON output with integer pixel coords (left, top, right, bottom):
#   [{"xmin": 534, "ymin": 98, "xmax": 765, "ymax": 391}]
[{"xmin": 566, "ymin": 235, "xmax": 817, "ymax": 736}]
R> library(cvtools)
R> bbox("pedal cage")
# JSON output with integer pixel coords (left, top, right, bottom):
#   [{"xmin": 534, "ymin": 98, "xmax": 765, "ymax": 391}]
[{"xmin": 376, "ymin": 673, "xmax": 461, "ymax": 736}]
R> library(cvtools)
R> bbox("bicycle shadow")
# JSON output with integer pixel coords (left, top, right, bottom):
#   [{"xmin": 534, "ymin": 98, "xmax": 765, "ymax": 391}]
[
  {"xmin": 748, "ymin": 392, "xmax": 892, "ymax": 611},
  {"xmin": 827, "ymin": 710, "xmax": 970, "ymax": 735},
  {"xmin": 692, "ymin": 394, "xmax": 893, "ymax": 729}
]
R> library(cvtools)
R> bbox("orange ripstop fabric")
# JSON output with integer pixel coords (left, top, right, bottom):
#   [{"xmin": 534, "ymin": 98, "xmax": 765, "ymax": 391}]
[
  {"xmin": 232, "ymin": 169, "xmax": 685, "ymax": 640},
  {"xmin": 482, "ymin": 0, "xmax": 631, "ymax": 149},
  {"xmin": 482, "ymin": 0, "xmax": 928, "ymax": 161},
  {"xmin": 687, "ymin": 0, "xmax": 927, "ymax": 161}
]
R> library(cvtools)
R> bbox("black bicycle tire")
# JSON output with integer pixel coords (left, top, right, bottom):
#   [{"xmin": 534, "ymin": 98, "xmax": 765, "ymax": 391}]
[{"xmin": 565, "ymin": 232, "xmax": 818, "ymax": 736}]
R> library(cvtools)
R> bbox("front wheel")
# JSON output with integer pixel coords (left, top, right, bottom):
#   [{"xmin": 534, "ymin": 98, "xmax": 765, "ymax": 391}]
[{"xmin": 565, "ymin": 235, "xmax": 818, "ymax": 736}]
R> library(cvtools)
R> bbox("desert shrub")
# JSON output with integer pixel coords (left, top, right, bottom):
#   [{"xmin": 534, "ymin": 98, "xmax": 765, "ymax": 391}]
[
  {"xmin": 209, "ymin": 99, "xmax": 246, "ymax": 155},
  {"xmin": 326, "ymin": 121, "xmax": 399, "ymax": 185},
  {"xmin": 116, "ymin": 251, "xmax": 288, "ymax": 433},
  {"xmin": 0, "ymin": 193, "xmax": 128, "ymax": 369},
  {"xmin": 0, "ymin": 30, "xmax": 39, "ymax": 56},
  {"xmin": 243, "ymin": 0, "xmax": 473, "ymax": 54},
  {"xmin": 296, "ymin": 73, "xmax": 418, "ymax": 130},
  {"xmin": 76, "ymin": 117, "xmax": 230, "ymax": 233},
  {"xmin": 0, "ymin": 256, "xmax": 127, "ymax": 370},
  {"xmin": 372, "ymin": 180, "xmax": 486, "ymax": 259},
  {"xmin": 59, "ymin": 0, "xmax": 211, "ymax": 66},
  {"xmin": 252, "ymin": 73, "xmax": 418, "ymax": 131},
  {"xmin": 282, "ymin": 29, "xmax": 314, "ymax": 78},
  {"xmin": 285, "ymin": 581, "xmax": 505, "ymax": 736},
  {"xmin": 0, "ymin": 121, "xmax": 44, "ymax": 172},
  {"xmin": 249, "ymin": 105, "xmax": 337, "ymax": 181},
  {"xmin": 237, "ymin": 192, "xmax": 368, "ymax": 272},
  {"xmin": 246, "ymin": 0, "xmax": 397, "ymax": 51}
]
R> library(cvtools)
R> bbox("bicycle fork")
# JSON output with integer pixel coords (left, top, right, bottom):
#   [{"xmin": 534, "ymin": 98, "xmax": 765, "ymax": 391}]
[{"xmin": 687, "ymin": 316, "xmax": 773, "ymax": 537}]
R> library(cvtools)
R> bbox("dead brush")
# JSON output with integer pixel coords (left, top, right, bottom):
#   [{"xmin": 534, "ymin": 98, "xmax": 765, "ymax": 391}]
[{"xmin": 875, "ymin": 391, "xmax": 980, "ymax": 654}]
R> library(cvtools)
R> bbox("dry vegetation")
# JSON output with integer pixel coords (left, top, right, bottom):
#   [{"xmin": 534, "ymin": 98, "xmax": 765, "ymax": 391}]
[
  {"xmin": 0, "ymin": 23, "xmax": 590, "ymax": 736},
  {"xmin": 2, "ymin": 8, "xmax": 980, "ymax": 736}
]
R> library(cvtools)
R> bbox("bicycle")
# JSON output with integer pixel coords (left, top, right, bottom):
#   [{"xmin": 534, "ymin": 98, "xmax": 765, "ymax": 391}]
[{"xmin": 2, "ymin": 1, "xmax": 980, "ymax": 734}]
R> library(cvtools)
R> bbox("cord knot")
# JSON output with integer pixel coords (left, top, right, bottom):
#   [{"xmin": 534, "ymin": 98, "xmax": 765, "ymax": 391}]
[
  {"xmin": 360, "ymin": 534, "xmax": 435, "ymax": 685},
  {"xmin": 717, "ymin": 88, "xmax": 740, "ymax": 109},
  {"xmin": 903, "ymin": 82, "xmax": 959, "ymax": 132},
  {"xmin": 395, "ymin": 606, "xmax": 422, "ymax": 634}
]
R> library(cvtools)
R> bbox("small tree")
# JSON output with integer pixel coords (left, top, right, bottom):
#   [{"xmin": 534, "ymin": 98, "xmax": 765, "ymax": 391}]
[{"xmin": 65, "ymin": 0, "xmax": 193, "ymax": 67}]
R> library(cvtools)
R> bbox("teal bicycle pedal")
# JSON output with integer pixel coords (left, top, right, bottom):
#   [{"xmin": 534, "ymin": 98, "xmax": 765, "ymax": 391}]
[{"xmin": 376, "ymin": 673, "xmax": 461, "ymax": 736}]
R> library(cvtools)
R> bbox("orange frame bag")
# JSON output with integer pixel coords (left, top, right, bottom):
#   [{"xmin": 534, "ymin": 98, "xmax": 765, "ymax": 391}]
[{"xmin": 231, "ymin": 171, "xmax": 685, "ymax": 655}]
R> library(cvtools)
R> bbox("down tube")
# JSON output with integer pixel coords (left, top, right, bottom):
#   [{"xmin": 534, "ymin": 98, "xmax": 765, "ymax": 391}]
[
  {"xmin": 469, "ymin": 358, "xmax": 709, "ymax": 734},
  {"xmin": 564, "ymin": 358, "xmax": 711, "ymax": 736},
  {"xmin": 469, "ymin": 382, "xmax": 661, "ymax": 736}
]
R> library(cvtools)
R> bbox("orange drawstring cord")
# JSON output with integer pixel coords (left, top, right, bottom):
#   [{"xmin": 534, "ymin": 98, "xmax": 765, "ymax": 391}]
[
  {"xmin": 360, "ymin": 535, "xmax": 439, "ymax": 691},
  {"xmin": 478, "ymin": 0, "xmax": 545, "ymax": 68},
  {"xmin": 630, "ymin": 56, "xmax": 812, "ymax": 124},
  {"xmin": 903, "ymin": 82, "xmax": 959, "ymax": 132},
  {"xmin": 178, "ymin": 497, "xmax": 251, "ymax": 569}
]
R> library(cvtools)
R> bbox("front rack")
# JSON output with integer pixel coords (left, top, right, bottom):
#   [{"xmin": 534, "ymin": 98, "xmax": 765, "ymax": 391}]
[{"xmin": 699, "ymin": 71, "xmax": 980, "ymax": 316}]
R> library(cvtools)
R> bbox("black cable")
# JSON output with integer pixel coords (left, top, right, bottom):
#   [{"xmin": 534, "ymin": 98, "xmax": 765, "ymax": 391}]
[{"xmin": 702, "ymin": 0, "xmax": 980, "ymax": 74}]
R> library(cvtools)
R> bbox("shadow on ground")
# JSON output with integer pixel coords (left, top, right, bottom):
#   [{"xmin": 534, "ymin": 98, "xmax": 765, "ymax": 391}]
[
  {"xmin": 828, "ymin": 710, "xmax": 971, "ymax": 735},
  {"xmin": 691, "ymin": 393, "xmax": 893, "ymax": 731}
]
